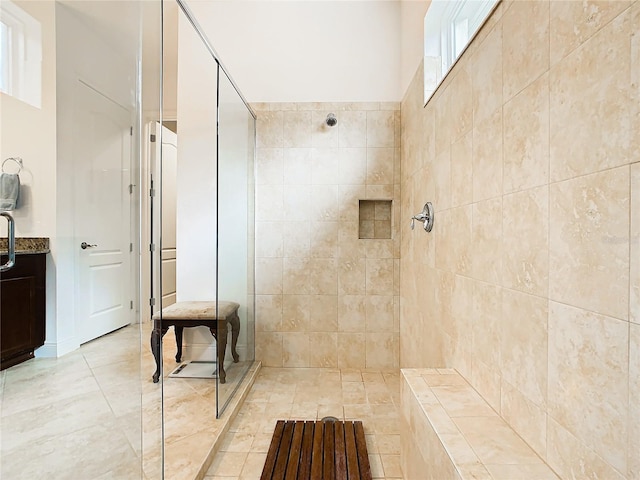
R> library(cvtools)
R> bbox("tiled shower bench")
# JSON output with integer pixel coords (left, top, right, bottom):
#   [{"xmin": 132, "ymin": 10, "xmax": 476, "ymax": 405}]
[{"xmin": 401, "ymin": 369, "xmax": 559, "ymax": 480}]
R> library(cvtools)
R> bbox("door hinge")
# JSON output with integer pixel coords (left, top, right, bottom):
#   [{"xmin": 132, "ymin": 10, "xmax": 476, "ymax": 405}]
[
  {"xmin": 130, "ymin": 300, "xmax": 134, "ymax": 310},
  {"xmin": 149, "ymin": 298, "xmax": 156, "ymax": 306},
  {"xmin": 150, "ymin": 134, "xmax": 156, "ymax": 142},
  {"xmin": 149, "ymin": 188, "xmax": 155, "ymax": 197},
  {"xmin": 130, "ymin": 126, "xmax": 133, "ymax": 136},
  {"xmin": 129, "ymin": 243, "xmax": 133, "ymax": 252},
  {"xmin": 128, "ymin": 184, "xmax": 136, "ymax": 194},
  {"xmin": 150, "ymin": 243, "xmax": 156, "ymax": 252}
]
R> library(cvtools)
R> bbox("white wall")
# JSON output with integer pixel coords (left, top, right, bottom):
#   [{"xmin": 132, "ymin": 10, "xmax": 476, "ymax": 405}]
[
  {"xmin": 0, "ymin": 0, "xmax": 58, "ymax": 352},
  {"xmin": 54, "ymin": 2, "xmax": 137, "ymax": 355},
  {"xmin": 187, "ymin": 0, "xmax": 402, "ymax": 103},
  {"xmin": 176, "ymin": 8, "xmax": 255, "ymax": 360},
  {"xmin": 176, "ymin": 11, "xmax": 218, "ymax": 304}
]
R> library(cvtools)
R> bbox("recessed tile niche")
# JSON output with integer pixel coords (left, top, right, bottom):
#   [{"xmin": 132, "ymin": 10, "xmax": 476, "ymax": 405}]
[{"xmin": 359, "ymin": 200, "xmax": 392, "ymax": 239}]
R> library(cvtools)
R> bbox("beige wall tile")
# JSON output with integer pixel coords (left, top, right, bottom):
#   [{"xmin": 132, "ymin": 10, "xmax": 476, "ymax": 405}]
[
  {"xmin": 472, "ymin": 108, "xmax": 503, "ymax": 202},
  {"xmin": 283, "ymin": 110, "xmax": 312, "ymax": 148},
  {"xmin": 434, "ymin": 86, "xmax": 452, "ymax": 156},
  {"xmin": 255, "ymin": 258, "xmax": 282, "ymax": 295},
  {"xmin": 338, "ymin": 148, "xmax": 366, "ymax": 185},
  {"xmin": 255, "ymin": 221, "xmax": 283, "ymax": 258},
  {"xmin": 283, "ymin": 148, "xmax": 311, "ymax": 185},
  {"xmin": 308, "ymin": 258, "xmax": 338, "ymax": 295},
  {"xmin": 283, "ymin": 258, "xmax": 311, "ymax": 294},
  {"xmin": 338, "ymin": 333, "xmax": 366, "ymax": 369},
  {"xmin": 282, "ymin": 332, "xmax": 310, "ymax": 367},
  {"xmin": 282, "ymin": 221, "xmax": 310, "ymax": 258},
  {"xmin": 338, "ymin": 295, "xmax": 366, "ymax": 332},
  {"xmin": 255, "ymin": 103, "xmax": 399, "ymax": 371},
  {"xmin": 503, "ymin": 73, "xmax": 550, "ymax": 193},
  {"xmin": 549, "ymin": 9, "xmax": 634, "ymax": 182},
  {"xmin": 255, "ymin": 295, "xmax": 282, "ymax": 332},
  {"xmin": 502, "ymin": 186, "xmax": 549, "ymax": 297},
  {"xmin": 366, "ymin": 148, "xmax": 394, "ymax": 186},
  {"xmin": 310, "ymin": 221, "xmax": 338, "ymax": 258},
  {"xmin": 500, "ymin": 380, "xmax": 547, "ymax": 459},
  {"xmin": 256, "ymin": 111, "xmax": 283, "ymax": 148},
  {"xmin": 366, "ymin": 111, "xmax": 395, "ymax": 148},
  {"xmin": 550, "ymin": 0, "xmax": 632, "ymax": 65},
  {"xmin": 472, "ymin": 280, "xmax": 502, "ymax": 368},
  {"xmin": 436, "ymin": 206, "xmax": 472, "ymax": 276},
  {"xmin": 255, "ymin": 332, "xmax": 282, "ymax": 367},
  {"xmin": 450, "ymin": 131, "xmax": 472, "ymax": 208},
  {"xmin": 308, "ymin": 332, "xmax": 337, "ymax": 368},
  {"xmin": 365, "ymin": 295, "xmax": 394, "ymax": 332},
  {"xmin": 502, "ymin": 0, "xmax": 550, "ymax": 102},
  {"xmin": 311, "ymin": 185, "xmax": 339, "ymax": 221},
  {"xmin": 548, "ymin": 301, "xmax": 629, "ymax": 472},
  {"xmin": 501, "ymin": 289, "xmax": 548, "ymax": 408},
  {"xmin": 471, "ymin": 23, "xmax": 502, "ymax": 123},
  {"xmin": 433, "ymin": 148, "xmax": 451, "ymax": 211},
  {"xmin": 283, "ymin": 186, "xmax": 312, "ymax": 222},
  {"xmin": 338, "ymin": 111, "xmax": 367, "ymax": 148},
  {"xmin": 256, "ymin": 184, "xmax": 284, "ymax": 222},
  {"xmin": 631, "ymin": 163, "xmax": 640, "ymax": 324},
  {"xmin": 282, "ymin": 294, "xmax": 310, "ymax": 332},
  {"xmin": 311, "ymin": 148, "xmax": 340, "ymax": 185},
  {"xmin": 338, "ymin": 258, "xmax": 366, "ymax": 295},
  {"xmin": 309, "ymin": 295, "xmax": 338, "ymax": 332},
  {"xmin": 546, "ymin": 418, "xmax": 626, "ymax": 480},
  {"xmin": 549, "ymin": 167, "xmax": 630, "ymax": 320},
  {"xmin": 366, "ymin": 333, "xmax": 397, "ymax": 369},
  {"xmin": 365, "ymin": 258, "xmax": 394, "ymax": 295},
  {"xmin": 471, "ymin": 359, "xmax": 501, "ymax": 415},
  {"xmin": 630, "ymin": 323, "xmax": 640, "ymax": 478},
  {"xmin": 256, "ymin": 148, "xmax": 283, "ymax": 185},
  {"xmin": 472, "ymin": 197, "xmax": 502, "ymax": 284},
  {"xmin": 449, "ymin": 66, "xmax": 473, "ymax": 142}
]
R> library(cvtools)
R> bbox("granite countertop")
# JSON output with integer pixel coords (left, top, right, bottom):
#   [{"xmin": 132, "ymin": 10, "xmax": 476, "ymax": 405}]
[{"xmin": 0, "ymin": 237, "xmax": 50, "ymax": 255}]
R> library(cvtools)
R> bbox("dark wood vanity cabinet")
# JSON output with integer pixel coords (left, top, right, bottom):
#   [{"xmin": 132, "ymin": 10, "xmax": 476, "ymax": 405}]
[{"xmin": 0, "ymin": 253, "xmax": 46, "ymax": 370}]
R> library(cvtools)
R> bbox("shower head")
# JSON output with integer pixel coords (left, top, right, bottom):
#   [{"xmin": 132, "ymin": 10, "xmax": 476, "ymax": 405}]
[{"xmin": 326, "ymin": 113, "xmax": 337, "ymax": 127}]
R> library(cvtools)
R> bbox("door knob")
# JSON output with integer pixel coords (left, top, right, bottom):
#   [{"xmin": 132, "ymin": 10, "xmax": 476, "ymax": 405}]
[{"xmin": 81, "ymin": 242, "xmax": 97, "ymax": 249}]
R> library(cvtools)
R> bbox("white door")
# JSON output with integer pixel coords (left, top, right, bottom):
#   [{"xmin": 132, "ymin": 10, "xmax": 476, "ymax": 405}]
[
  {"xmin": 75, "ymin": 81, "xmax": 133, "ymax": 344},
  {"xmin": 158, "ymin": 123, "xmax": 178, "ymax": 307}
]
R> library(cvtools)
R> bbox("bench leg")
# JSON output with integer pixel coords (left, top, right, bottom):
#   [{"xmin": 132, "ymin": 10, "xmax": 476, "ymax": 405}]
[
  {"xmin": 151, "ymin": 324, "xmax": 169, "ymax": 383},
  {"xmin": 229, "ymin": 313, "xmax": 240, "ymax": 363},
  {"xmin": 210, "ymin": 324, "xmax": 227, "ymax": 384},
  {"xmin": 174, "ymin": 326, "xmax": 184, "ymax": 362}
]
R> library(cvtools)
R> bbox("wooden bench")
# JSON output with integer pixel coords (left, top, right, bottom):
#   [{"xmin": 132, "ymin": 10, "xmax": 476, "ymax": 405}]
[
  {"xmin": 261, "ymin": 420, "xmax": 372, "ymax": 480},
  {"xmin": 150, "ymin": 301, "xmax": 240, "ymax": 384}
]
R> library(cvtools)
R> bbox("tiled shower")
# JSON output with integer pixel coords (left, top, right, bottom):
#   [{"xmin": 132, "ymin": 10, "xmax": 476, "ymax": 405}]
[
  {"xmin": 253, "ymin": 102, "xmax": 401, "ymax": 370},
  {"xmin": 400, "ymin": 1, "xmax": 639, "ymax": 478}
]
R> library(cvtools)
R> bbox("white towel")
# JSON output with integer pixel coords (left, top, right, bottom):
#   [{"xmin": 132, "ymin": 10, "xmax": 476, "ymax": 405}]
[{"xmin": 0, "ymin": 173, "xmax": 20, "ymax": 211}]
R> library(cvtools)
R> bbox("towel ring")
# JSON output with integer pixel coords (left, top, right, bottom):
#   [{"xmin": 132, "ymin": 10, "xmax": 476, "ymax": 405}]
[{"xmin": 2, "ymin": 157, "xmax": 23, "ymax": 174}]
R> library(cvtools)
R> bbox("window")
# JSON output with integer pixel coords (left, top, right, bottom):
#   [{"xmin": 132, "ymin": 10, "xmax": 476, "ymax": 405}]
[
  {"xmin": 424, "ymin": 0, "xmax": 499, "ymax": 105},
  {"xmin": 0, "ymin": 0, "xmax": 42, "ymax": 108}
]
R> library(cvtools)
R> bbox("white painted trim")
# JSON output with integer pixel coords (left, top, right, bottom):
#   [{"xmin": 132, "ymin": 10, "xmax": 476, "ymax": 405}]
[{"xmin": 35, "ymin": 336, "xmax": 79, "ymax": 358}]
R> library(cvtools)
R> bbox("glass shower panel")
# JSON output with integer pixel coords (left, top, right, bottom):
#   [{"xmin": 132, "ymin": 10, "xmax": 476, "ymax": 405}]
[
  {"xmin": 1, "ymin": 0, "xmax": 149, "ymax": 478},
  {"xmin": 216, "ymin": 67, "xmax": 256, "ymax": 416}
]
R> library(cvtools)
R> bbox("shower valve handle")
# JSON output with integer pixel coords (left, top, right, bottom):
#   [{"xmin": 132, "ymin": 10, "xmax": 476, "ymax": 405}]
[{"xmin": 410, "ymin": 202, "xmax": 434, "ymax": 232}]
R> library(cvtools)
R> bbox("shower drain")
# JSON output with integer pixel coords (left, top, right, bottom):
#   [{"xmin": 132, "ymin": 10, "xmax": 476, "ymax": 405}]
[{"xmin": 321, "ymin": 416, "xmax": 340, "ymax": 422}]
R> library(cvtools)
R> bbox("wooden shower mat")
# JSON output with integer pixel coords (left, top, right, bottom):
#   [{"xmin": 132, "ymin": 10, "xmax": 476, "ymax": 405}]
[{"xmin": 260, "ymin": 420, "xmax": 372, "ymax": 480}]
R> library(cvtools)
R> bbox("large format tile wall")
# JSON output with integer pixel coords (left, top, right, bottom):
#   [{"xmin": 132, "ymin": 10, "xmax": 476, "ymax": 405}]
[
  {"xmin": 400, "ymin": 1, "xmax": 639, "ymax": 478},
  {"xmin": 253, "ymin": 102, "xmax": 401, "ymax": 370}
]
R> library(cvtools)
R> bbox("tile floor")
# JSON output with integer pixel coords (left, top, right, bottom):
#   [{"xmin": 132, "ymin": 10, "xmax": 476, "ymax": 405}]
[
  {"xmin": 204, "ymin": 367, "xmax": 404, "ymax": 479},
  {"xmin": 0, "ymin": 323, "xmax": 257, "ymax": 480}
]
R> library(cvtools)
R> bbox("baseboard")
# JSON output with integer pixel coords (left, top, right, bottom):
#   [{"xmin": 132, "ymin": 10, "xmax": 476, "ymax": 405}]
[{"xmin": 35, "ymin": 337, "xmax": 79, "ymax": 358}]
